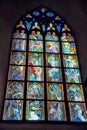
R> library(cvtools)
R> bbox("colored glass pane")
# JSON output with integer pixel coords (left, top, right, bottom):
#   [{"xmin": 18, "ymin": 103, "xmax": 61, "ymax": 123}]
[
  {"xmin": 69, "ymin": 103, "xmax": 87, "ymax": 122},
  {"xmin": 6, "ymin": 82, "xmax": 24, "ymax": 99},
  {"xmin": 63, "ymin": 55, "xmax": 78, "ymax": 68},
  {"xmin": 13, "ymin": 30, "xmax": 26, "ymax": 39},
  {"xmin": 28, "ymin": 53, "xmax": 43, "ymax": 66},
  {"xmin": 45, "ymin": 32, "xmax": 58, "ymax": 41},
  {"xmin": 3, "ymin": 100, "xmax": 23, "ymax": 120},
  {"xmin": 27, "ymin": 82, "xmax": 44, "ymax": 99},
  {"xmin": 66, "ymin": 84, "xmax": 84, "ymax": 101},
  {"xmin": 26, "ymin": 100, "xmax": 45, "ymax": 120},
  {"xmin": 28, "ymin": 67, "xmax": 44, "ymax": 81},
  {"xmin": 61, "ymin": 33, "xmax": 74, "ymax": 42},
  {"xmin": 62, "ymin": 24, "xmax": 71, "ymax": 32},
  {"xmin": 47, "ymin": 83, "xmax": 64, "ymax": 100},
  {"xmin": 47, "ymin": 68, "xmax": 62, "ymax": 82},
  {"xmin": 46, "ymin": 54, "xmax": 61, "ymax": 67},
  {"xmin": 29, "ymin": 40, "xmax": 43, "ymax": 52},
  {"xmin": 65, "ymin": 68, "xmax": 81, "ymax": 83},
  {"xmin": 48, "ymin": 101, "xmax": 66, "ymax": 121},
  {"xmin": 10, "ymin": 52, "xmax": 26, "ymax": 65},
  {"xmin": 62, "ymin": 42, "xmax": 76, "ymax": 54},
  {"xmin": 29, "ymin": 31, "xmax": 42, "ymax": 40},
  {"xmin": 12, "ymin": 39, "xmax": 26, "ymax": 51},
  {"xmin": 8, "ymin": 66, "xmax": 25, "ymax": 80},
  {"xmin": 46, "ymin": 41, "xmax": 59, "ymax": 53}
]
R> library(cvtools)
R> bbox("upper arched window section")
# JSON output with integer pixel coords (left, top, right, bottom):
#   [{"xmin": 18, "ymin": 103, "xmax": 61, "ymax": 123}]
[{"xmin": 2, "ymin": 6, "xmax": 87, "ymax": 122}]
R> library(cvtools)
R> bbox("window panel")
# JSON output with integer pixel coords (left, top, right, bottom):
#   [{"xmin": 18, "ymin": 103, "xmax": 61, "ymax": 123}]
[
  {"xmin": 6, "ymin": 81, "xmax": 24, "ymax": 99},
  {"xmin": 3, "ymin": 100, "xmax": 23, "ymax": 120},
  {"xmin": 47, "ymin": 83, "xmax": 64, "ymax": 100},
  {"xmin": 63, "ymin": 55, "xmax": 79, "ymax": 68},
  {"xmin": 69, "ymin": 102, "xmax": 87, "ymax": 122},
  {"xmin": 13, "ymin": 30, "xmax": 26, "ymax": 39},
  {"xmin": 46, "ymin": 54, "xmax": 61, "ymax": 67},
  {"xmin": 62, "ymin": 42, "xmax": 76, "ymax": 54},
  {"xmin": 28, "ymin": 52, "xmax": 43, "ymax": 66},
  {"xmin": 27, "ymin": 82, "xmax": 44, "ymax": 99},
  {"xmin": 46, "ymin": 41, "xmax": 59, "ymax": 53},
  {"xmin": 10, "ymin": 52, "xmax": 26, "ymax": 65},
  {"xmin": 47, "ymin": 68, "xmax": 62, "ymax": 82},
  {"xmin": 12, "ymin": 39, "xmax": 26, "ymax": 51},
  {"xmin": 47, "ymin": 101, "xmax": 66, "ymax": 121},
  {"xmin": 61, "ymin": 33, "xmax": 74, "ymax": 42},
  {"xmin": 65, "ymin": 68, "xmax": 81, "ymax": 83},
  {"xmin": 8, "ymin": 66, "xmax": 25, "ymax": 80},
  {"xmin": 66, "ymin": 84, "xmax": 85, "ymax": 101},
  {"xmin": 26, "ymin": 100, "xmax": 45, "ymax": 120},
  {"xmin": 28, "ymin": 67, "xmax": 44, "ymax": 81}
]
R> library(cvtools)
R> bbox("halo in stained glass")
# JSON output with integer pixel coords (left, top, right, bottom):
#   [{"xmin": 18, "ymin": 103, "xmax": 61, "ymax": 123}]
[
  {"xmin": 27, "ymin": 82, "xmax": 44, "ymax": 99},
  {"xmin": 13, "ymin": 30, "xmax": 26, "ymax": 39},
  {"xmin": 48, "ymin": 101, "xmax": 66, "ymax": 121},
  {"xmin": 28, "ymin": 67, "xmax": 44, "ymax": 81},
  {"xmin": 26, "ymin": 100, "xmax": 45, "ymax": 120},
  {"xmin": 46, "ymin": 41, "xmax": 59, "ymax": 53},
  {"xmin": 3, "ymin": 100, "xmax": 23, "ymax": 120},
  {"xmin": 62, "ymin": 42, "xmax": 76, "ymax": 54},
  {"xmin": 28, "ymin": 52, "xmax": 43, "ymax": 66},
  {"xmin": 65, "ymin": 68, "xmax": 81, "ymax": 83},
  {"xmin": 66, "ymin": 84, "xmax": 84, "ymax": 101},
  {"xmin": 47, "ymin": 83, "xmax": 64, "ymax": 100},
  {"xmin": 8, "ymin": 66, "xmax": 25, "ymax": 80},
  {"xmin": 69, "ymin": 102, "xmax": 87, "ymax": 122},
  {"xmin": 12, "ymin": 39, "xmax": 26, "ymax": 51},
  {"xmin": 6, "ymin": 82, "xmax": 24, "ymax": 99},
  {"xmin": 10, "ymin": 52, "xmax": 26, "ymax": 65},
  {"xmin": 63, "ymin": 55, "xmax": 79, "ymax": 68},
  {"xmin": 61, "ymin": 33, "xmax": 74, "ymax": 42},
  {"xmin": 46, "ymin": 54, "xmax": 61, "ymax": 67},
  {"xmin": 47, "ymin": 68, "xmax": 62, "ymax": 82}
]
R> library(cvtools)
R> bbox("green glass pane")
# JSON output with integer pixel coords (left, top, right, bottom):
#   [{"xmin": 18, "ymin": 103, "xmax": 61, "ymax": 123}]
[
  {"xmin": 3, "ymin": 100, "xmax": 23, "ymax": 120},
  {"xmin": 45, "ymin": 32, "xmax": 58, "ymax": 41},
  {"xmin": 46, "ymin": 41, "xmax": 59, "ymax": 53},
  {"xmin": 29, "ymin": 40, "xmax": 43, "ymax": 52},
  {"xmin": 69, "ymin": 102, "xmax": 87, "ymax": 122},
  {"xmin": 8, "ymin": 66, "xmax": 25, "ymax": 80},
  {"xmin": 63, "ymin": 55, "xmax": 79, "ymax": 68},
  {"xmin": 12, "ymin": 39, "xmax": 26, "ymax": 51},
  {"xmin": 65, "ymin": 68, "xmax": 81, "ymax": 83},
  {"xmin": 61, "ymin": 33, "xmax": 74, "ymax": 42},
  {"xmin": 47, "ymin": 68, "xmax": 62, "ymax": 82},
  {"xmin": 29, "ymin": 31, "xmax": 43, "ymax": 40},
  {"xmin": 62, "ymin": 42, "xmax": 76, "ymax": 54},
  {"xmin": 26, "ymin": 100, "xmax": 45, "ymax": 120},
  {"xmin": 28, "ymin": 67, "xmax": 44, "ymax": 81},
  {"xmin": 27, "ymin": 82, "xmax": 44, "ymax": 99},
  {"xmin": 66, "ymin": 84, "xmax": 84, "ymax": 101},
  {"xmin": 6, "ymin": 81, "xmax": 24, "ymax": 99},
  {"xmin": 10, "ymin": 52, "xmax": 26, "ymax": 65},
  {"xmin": 13, "ymin": 30, "xmax": 26, "ymax": 39},
  {"xmin": 46, "ymin": 54, "xmax": 61, "ymax": 67},
  {"xmin": 29, "ymin": 53, "xmax": 43, "ymax": 66},
  {"xmin": 47, "ymin": 83, "xmax": 64, "ymax": 100},
  {"xmin": 48, "ymin": 101, "xmax": 66, "ymax": 121}
]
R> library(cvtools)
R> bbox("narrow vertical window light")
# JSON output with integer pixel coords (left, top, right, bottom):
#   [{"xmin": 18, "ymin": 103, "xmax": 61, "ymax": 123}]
[{"xmin": 2, "ymin": 6, "xmax": 87, "ymax": 122}]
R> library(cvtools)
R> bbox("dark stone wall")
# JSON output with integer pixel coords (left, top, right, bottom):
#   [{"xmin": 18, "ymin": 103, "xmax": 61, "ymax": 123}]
[{"xmin": 0, "ymin": 0, "xmax": 87, "ymax": 129}]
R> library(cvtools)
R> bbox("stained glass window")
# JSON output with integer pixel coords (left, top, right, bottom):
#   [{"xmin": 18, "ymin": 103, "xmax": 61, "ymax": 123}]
[{"xmin": 2, "ymin": 6, "xmax": 87, "ymax": 122}]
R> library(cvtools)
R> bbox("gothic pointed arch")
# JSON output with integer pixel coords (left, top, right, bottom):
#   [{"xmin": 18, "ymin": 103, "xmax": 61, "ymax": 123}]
[{"xmin": 2, "ymin": 6, "xmax": 87, "ymax": 122}]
